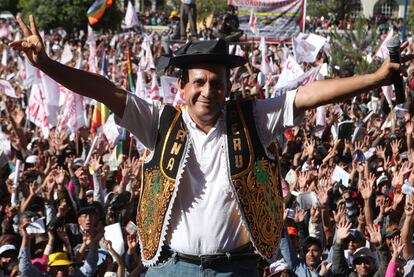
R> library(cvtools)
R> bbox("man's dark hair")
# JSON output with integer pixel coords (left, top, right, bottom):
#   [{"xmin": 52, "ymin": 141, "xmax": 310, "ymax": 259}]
[{"xmin": 302, "ymin": 236, "xmax": 322, "ymax": 255}]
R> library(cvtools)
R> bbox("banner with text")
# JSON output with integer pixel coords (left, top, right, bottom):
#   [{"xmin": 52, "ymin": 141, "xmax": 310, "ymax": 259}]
[{"xmin": 228, "ymin": 0, "xmax": 305, "ymax": 41}]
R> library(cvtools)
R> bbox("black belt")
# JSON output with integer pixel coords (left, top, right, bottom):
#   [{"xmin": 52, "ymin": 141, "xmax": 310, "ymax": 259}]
[{"xmin": 167, "ymin": 244, "xmax": 259, "ymax": 267}]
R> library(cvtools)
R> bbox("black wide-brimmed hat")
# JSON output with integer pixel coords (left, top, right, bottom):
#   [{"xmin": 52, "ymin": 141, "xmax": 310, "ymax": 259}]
[{"xmin": 169, "ymin": 39, "xmax": 246, "ymax": 69}]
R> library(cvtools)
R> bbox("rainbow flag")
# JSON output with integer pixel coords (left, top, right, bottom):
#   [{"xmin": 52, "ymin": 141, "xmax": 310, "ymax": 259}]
[
  {"xmin": 87, "ymin": 0, "xmax": 113, "ymax": 25},
  {"xmin": 91, "ymin": 49, "xmax": 110, "ymax": 133},
  {"xmin": 126, "ymin": 49, "xmax": 135, "ymax": 91},
  {"xmin": 91, "ymin": 102, "xmax": 110, "ymax": 133}
]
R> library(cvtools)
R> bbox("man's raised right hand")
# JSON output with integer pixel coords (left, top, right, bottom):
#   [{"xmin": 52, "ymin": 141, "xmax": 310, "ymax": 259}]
[{"xmin": 9, "ymin": 15, "xmax": 48, "ymax": 68}]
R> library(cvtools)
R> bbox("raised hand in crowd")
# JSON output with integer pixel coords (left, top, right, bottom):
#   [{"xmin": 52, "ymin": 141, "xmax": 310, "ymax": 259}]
[
  {"xmin": 333, "ymin": 205, "xmax": 347, "ymax": 226},
  {"xmin": 335, "ymin": 220, "xmax": 352, "ymax": 245},
  {"xmin": 390, "ymin": 236, "xmax": 405, "ymax": 261},
  {"xmin": 366, "ymin": 224, "xmax": 382, "ymax": 248},
  {"xmin": 89, "ymin": 154, "xmax": 102, "ymax": 173}
]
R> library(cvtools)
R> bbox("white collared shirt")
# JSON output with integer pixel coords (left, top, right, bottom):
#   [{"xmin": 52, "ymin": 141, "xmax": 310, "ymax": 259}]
[{"xmin": 117, "ymin": 90, "xmax": 301, "ymax": 255}]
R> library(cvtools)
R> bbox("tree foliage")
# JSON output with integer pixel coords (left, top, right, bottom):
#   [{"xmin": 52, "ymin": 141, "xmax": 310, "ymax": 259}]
[
  {"xmin": 165, "ymin": 0, "xmax": 227, "ymax": 21},
  {"xmin": 306, "ymin": 0, "xmax": 356, "ymax": 19},
  {"xmin": 17, "ymin": 0, "xmax": 123, "ymax": 32},
  {"xmin": 329, "ymin": 18, "xmax": 381, "ymax": 77}
]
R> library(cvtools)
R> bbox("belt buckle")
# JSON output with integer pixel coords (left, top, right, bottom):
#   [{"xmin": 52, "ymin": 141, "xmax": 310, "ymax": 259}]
[{"xmin": 200, "ymin": 256, "xmax": 212, "ymax": 268}]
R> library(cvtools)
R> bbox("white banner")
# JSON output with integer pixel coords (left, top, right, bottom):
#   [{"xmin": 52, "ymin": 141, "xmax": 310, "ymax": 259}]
[
  {"xmin": 293, "ymin": 33, "xmax": 326, "ymax": 63},
  {"xmin": 272, "ymin": 66, "xmax": 320, "ymax": 97}
]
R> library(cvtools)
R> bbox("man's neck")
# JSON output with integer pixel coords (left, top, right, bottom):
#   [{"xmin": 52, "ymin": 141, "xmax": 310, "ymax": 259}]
[{"xmin": 187, "ymin": 111, "xmax": 221, "ymax": 134}]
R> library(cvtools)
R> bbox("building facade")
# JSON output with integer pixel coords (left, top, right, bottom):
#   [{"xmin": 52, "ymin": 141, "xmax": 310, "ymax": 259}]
[{"xmin": 351, "ymin": 0, "xmax": 408, "ymax": 18}]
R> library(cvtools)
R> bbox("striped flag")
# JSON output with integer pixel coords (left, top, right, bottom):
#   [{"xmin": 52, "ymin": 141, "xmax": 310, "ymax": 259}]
[
  {"xmin": 91, "ymin": 49, "xmax": 110, "ymax": 133},
  {"xmin": 249, "ymin": 9, "xmax": 258, "ymax": 35},
  {"xmin": 126, "ymin": 48, "xmax": 135, "ymax": 91},
  {"xmin": 148, "ymin": 73, "xmax": 161, "ymax": 101},
  {"xmin": 87, "ymin": 0, "xmax": 113, "ymax": 25}
]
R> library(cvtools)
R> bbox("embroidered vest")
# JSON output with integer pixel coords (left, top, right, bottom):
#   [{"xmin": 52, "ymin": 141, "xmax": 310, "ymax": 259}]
[{"xmin": 136, "ymin": 100, "xmax": 284, "ymax": 266}]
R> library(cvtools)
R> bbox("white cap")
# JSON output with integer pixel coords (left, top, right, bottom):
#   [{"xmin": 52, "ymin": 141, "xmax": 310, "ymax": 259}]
[
  {"xmin": 269, "ymin": 259, "xmax": 289, "ymax": 274},
  {"xmin": 25, "ymin": 155, "xmax": 38, "ymax": 164},
  {"xmin": 8, "ymin": 172, "xmax": 15, "ymax": 180},
  {"xmin": 0, "ymin": 244, "xmax": 17, "ymax": 255},
  {"xmin": 86, "ymin": 190, "xmax": 94, "ymax": 196}
]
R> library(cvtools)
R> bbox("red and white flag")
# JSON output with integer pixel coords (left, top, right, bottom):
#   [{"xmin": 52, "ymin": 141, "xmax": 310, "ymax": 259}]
[
  {"xmin": 148, "ymin": 73, "xmax": 161, "ymax": 101},
  {"xmin": 375, "ymin": 29, "xmax": 394, "ymax": 60},
  {"xmin": 58, "ymin": 87, "xmax": 85, "ymax": 132},
  {"xmin": 275, "ymin": 56, "xmax": 304, "ymax": 89},
  {"xmin": 28, "ymin": 73, "xmax": 50, "ymax": 138},
  {"xmin": 125, "ymin": 1, "xmax": 139, "ymax": 28},
  {"xmin": 249, "ymin": 9, "xmax": 258, "ymax": 35},
  {"xmin": 0, "ymin": 80, "xmax": 17, "ymax": 98}
]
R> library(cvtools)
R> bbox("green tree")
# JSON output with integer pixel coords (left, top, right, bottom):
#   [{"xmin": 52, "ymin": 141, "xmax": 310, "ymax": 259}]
[
  {"xmin": 307, "ymin": 0, "xmax": 358, "ymax": 19},
  {"xmin": 330, "ymin": 18, "xmax": 381, "ymax": 77},
  {"xmin": 166, "ymin": 0, "xmax": 227, "ymax": 21},
  {"xmin": 17, "ymin": 0, "xmax": 123, "ymax": 32},
  {"xmin": 0, "ymin": 0, "xmax": 19, "ymax": 15}
]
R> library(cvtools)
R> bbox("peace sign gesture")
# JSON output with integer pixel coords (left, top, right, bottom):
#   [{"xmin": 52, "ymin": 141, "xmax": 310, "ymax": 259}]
[{"xmin": 9, "ymin": 15, "xmax": 48, "ymax": 67}]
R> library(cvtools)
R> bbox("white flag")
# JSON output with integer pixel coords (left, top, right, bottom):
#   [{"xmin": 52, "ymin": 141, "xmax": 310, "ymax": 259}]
[
  {"xmin": 275, "ymin": 56, "xmax": 304, "ymax": 89},
  {"xmin": 0, "ymin": 80, "xmax": 17, "ymax": 98},
  {"xmin": 24, "ymin": 57, "xmax": 36, "ymax": 88},
  {"xmin": 273, "ymin": 66, "xmax": 320, "ymax": 97},
  {"xmin": 375, "ymin": 29, "xmax": 394, "ymax": 60},
  {"xmin": 249, "ymin": 9, "xmax": 258, "ymax": 35},
  {"xmin": 58, "ymin": 87, "xmax": 85, "ymax": 132},
  {"xmin": 161, "ymin": 76, "xmax": 179, "ymax": 105},
  {"xmin": 259, "ymin": 37, "xmax": 270, "ymax": 75},
  {"xmin": 1, "ymin": 48, "xmax": 7, "ymax": 67},
  {"xmin": 28, "ymin": 76, "xmax": 50, "ymax": 138},
  {"xmin": 135, "ymin": 65, "xmax": 146, "ymax": 99},
  {"xmin": 125, "ymin": 1, "xmax": 139, "ymax": 28},
  {"xmin": 60, "ymin": 43, "xmax": 74, "ymax": 65},
  {"xmin": 102, "ymin": 114, "xmax": 121, "ymax": 144}
]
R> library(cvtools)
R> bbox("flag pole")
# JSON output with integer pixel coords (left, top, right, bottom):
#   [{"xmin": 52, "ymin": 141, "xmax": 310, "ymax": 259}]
[{"xmin": 401, "ymin": 0, "xmax": 409, "ymax": 42}]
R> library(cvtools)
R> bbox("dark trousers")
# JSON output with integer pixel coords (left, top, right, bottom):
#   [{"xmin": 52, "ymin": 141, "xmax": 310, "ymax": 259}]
[{"xmin": 180, "ymin": 3, "xmax": 197, "ymax": 40}]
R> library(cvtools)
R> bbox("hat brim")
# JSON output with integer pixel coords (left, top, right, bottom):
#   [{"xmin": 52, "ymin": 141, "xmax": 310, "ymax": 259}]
[
  {"xmin": 49, "ymin": 260, "xmax": 72, "ymax": 267},
  {"xmin": 170, "ymin": 53, "xmax": 246, "ymax": 69},
  {"xmin": 353, "ymin": 256, "xmax": 374, "ymax": 266}
]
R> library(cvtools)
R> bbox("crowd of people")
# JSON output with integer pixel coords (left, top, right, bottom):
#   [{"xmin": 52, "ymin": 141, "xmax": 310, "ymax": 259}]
[{"xmin": 1, "ymin": 6, "xmax": 414, "ymax": 277}]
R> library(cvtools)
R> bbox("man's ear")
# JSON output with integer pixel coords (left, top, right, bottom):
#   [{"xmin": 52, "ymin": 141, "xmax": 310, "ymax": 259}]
[{"xmin": 178, "ymin": 78, "xmax": 184, "ymax": 90}]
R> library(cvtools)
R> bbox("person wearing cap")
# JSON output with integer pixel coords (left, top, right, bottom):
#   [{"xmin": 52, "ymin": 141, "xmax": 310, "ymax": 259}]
[
  {"xmin": 0, "ymin": 243, "xmax": 18, "ymax": 277},
  {"xmin": 332, "ymin": 221, "xmax": 388, "ymax": 276},
  {"xmin": 18, "ymin": 218, "xmax": 99, "ymax": 277},
  {"xmin": 342, "ymin": 229, "xmax": 367, "ymax": 267},
  {"xmin": 10, "ymin": 16, "xmax": 414, "ymax": 275},
  {"xmin": 65, "ymin": 205, "xmax": 99, "ymax": 254}
]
